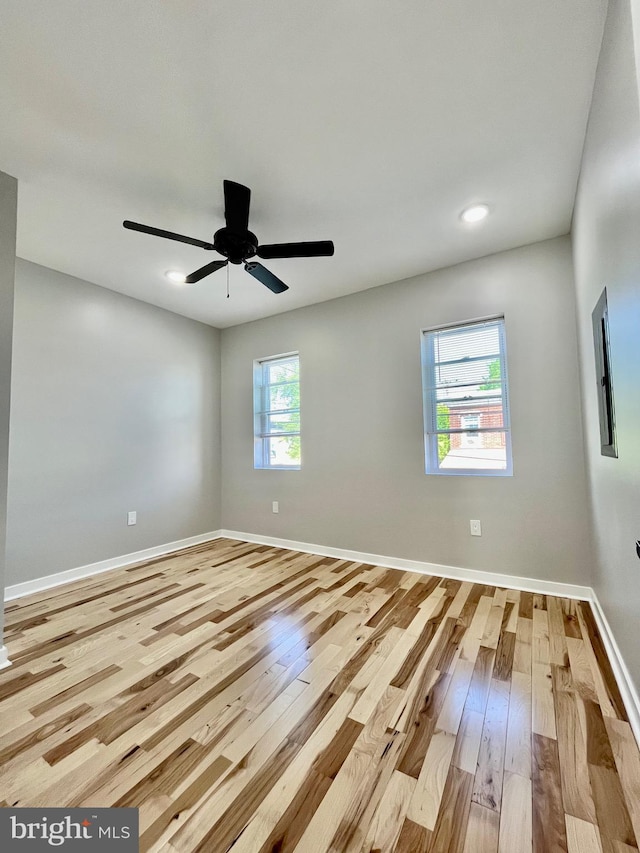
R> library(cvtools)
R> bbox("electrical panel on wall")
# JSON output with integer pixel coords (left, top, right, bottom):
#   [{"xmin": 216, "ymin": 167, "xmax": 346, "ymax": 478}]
[{"xmin": 592, "ymin": 288, "xmax": 617, "ymax": 458}]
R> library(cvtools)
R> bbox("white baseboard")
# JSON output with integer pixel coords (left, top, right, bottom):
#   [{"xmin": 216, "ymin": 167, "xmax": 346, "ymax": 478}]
[
  {"xmin": 3, "ymin": 526, "xmax": 638, "ymax": 747},
  {"xmin": 220, "ymin": 529, "xmax": 593, "ymax": 600},
  {"xmin": 4, "ymin": 529, "xmax": 224, "ymax": 602},
  {"xmin": 222, "ymin": 531, "xmax": 640, "ymax": 744},
  {"xmin": 589, "ymin": 591, "xmax": 640, "ymax": 747},
  {"xmin": 3, "ymin": 527, "xmax": 592, "ymax": 604}
]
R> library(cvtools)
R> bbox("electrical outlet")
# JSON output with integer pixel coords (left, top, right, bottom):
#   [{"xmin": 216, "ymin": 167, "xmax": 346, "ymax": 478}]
[
  {"xmin": 470, "ymin": 519, "xmax": 482, "ymax": 537},
  {"xmin": 127, "ymin": 511, "xmax": 137, "ymax": 526},
  {"xmin": 272, "ymin": 501, "xmax": 279, "ymax": 514}
]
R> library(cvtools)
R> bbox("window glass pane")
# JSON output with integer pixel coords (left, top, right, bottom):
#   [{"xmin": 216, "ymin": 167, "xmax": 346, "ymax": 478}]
[
  {"xmin": 435, "ymin": 399, "xmax": 506, "ymax": 430},
  {"xmin": 432, "ymin": 431, "xmax": 509, "ymax": 471},
  {"xmin": 433, "ymin": 355, "xmax": 502, "ymax": 390},
  {"xmin": 254, "ymin": 353, "xmax": 301, "ymax": 469},
  {"xmin": 423, "ymin": 318, "xmax": 511, "ymax": 476},
  {"xmin": 265, "ymin": 412, "xmax": 300, "ymax": 433},
  {"xmin": 267, "ymin": 381, "xmax": 299, "ymax": 412},
  {"xmin": 266, "ymin": 435, "xmax": 301, "ymax": 467},
  {"xmin": 266, "ymin": 359, "xmax": 299, "ymax": 384}
]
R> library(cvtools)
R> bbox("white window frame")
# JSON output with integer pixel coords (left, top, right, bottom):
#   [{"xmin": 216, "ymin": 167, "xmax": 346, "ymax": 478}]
[
  {"xmin": 253, "ymin": 352, "xmax": 301, "ymax": 470},
  {"xmin": 421, "ymin": 316, "xmax": 513, "ymax": 477}
]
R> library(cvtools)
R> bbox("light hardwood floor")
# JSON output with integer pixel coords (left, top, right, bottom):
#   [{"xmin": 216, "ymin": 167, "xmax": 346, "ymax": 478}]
[{"xmin": 1, "ymin": 538, "xmax": 639, "ymax": 852}]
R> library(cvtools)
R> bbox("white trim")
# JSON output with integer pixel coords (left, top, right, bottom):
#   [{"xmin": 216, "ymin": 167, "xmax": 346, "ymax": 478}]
[
  {"xmin": 220, "ymin": 529, "xmax": 592, "ymax": 600},
  {"xmin": 4, "ymin": 530, "xmax": 224, "ymax": 601},
  {"xmin": 221, "ymin": 530, "xmax": 639, "ymax": 743},
  {"xmin": 3, "ymin": 526, "xmax": 638, "ymax": 747},
  {"xmin": 589, "ymin": 591, "xmax": 640, "ymax": 747}
]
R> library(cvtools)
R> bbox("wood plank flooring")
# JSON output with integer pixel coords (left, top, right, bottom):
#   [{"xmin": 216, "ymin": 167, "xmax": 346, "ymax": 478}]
[{"xmin": 1, "ymin": 537, "xmax": 639, "ymax": 852}]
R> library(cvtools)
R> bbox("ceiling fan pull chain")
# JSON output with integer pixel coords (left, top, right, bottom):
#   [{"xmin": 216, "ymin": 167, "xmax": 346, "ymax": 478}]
[{"xmin": 227, "ymin": 263, "xmax": 230, "ymax": 299}]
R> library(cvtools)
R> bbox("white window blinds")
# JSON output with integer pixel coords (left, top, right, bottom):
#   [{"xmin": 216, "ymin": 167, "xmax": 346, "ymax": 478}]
[{"xmin": 421, "ymin": 317, "xmax": 512, "ymax": 475}]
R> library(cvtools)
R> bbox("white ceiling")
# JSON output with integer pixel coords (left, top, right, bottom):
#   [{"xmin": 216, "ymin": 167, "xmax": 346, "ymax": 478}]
[{"xmin": 0, "ymin": 0, "xmax": 607, "ymax": 328}]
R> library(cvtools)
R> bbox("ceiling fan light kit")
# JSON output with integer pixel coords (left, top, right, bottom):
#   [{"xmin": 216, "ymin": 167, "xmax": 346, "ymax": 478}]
[{"xmin": 124, "ymin": 180, "xmax": 335, "ymax": 295}]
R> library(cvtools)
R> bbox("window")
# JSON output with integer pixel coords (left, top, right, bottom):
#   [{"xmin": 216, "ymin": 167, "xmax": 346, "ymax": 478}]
[
  {"xmin": 592, "ymin": 288, "xmax": 617, "ymax": 458},
  {"xmin": 421, "ymin": 316, "xmax": 512, "ymax": 475},
  {"xmin": 253, "ymin": 353, "xmax": 301, "ymax": 469}
]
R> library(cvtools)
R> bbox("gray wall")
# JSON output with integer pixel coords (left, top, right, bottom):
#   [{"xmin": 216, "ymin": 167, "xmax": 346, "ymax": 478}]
[
  {"xmin": 221, "ymin": 236, "xmax": 593, "ymax": 586},
  {"xmin": 0, "ymin": 172, "xmax": 17, "ymax": 641},
  {"xmin": 5, "ymin": 260, "xmax": 221, "ymax": 586},
  {"xmin": 572, "ymin": 0, "xmax": 640, "ymax": 689}
]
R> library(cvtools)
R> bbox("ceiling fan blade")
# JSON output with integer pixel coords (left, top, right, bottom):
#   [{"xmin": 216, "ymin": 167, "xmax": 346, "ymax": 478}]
[
  {"xmin": 185, "ymin": 259, "xmax": 228, "ymax": 284},
  {"xmin": 244, "ymin": 262, "xmax": 289, "ymax": 294},
  {"xmin": 224, "ymin": 180, "xmax": 251, "ymax": 232},
  {"xmin": 257, "ymin": 240, "xmax": 335, "ymax": 259},
  {"xmin": 123, "ymin": 220, "xmax": 216, "ymax": 250}
]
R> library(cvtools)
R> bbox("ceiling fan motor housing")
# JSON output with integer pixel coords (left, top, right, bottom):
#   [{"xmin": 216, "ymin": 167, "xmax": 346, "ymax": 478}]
[{"xmin": 213, "ymin": 227, "xmax": 258, "ymax": 264}]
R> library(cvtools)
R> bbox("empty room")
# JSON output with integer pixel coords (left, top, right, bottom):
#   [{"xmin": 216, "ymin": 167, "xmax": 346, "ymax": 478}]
[{"xmin": 1, "ymin": 1, "xmax": 639, "ymax": 851}]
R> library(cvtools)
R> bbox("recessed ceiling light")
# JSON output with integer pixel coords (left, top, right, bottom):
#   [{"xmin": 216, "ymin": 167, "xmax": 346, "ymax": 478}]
[
  {"xmin": 461, "ymin": 204, "xmax": 490, "ymax": 224},
  {"xmin": 165, "ymin": 270, "xmax": 187, "ymax": 284}
]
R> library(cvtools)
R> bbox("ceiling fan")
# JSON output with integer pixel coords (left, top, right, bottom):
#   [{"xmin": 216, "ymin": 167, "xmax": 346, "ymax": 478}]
[{"xmin": 123, "ymin": 180, "xmax": 334, "ymax": 294}]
